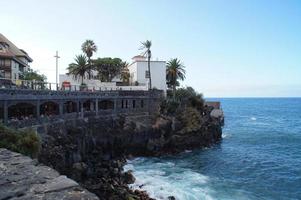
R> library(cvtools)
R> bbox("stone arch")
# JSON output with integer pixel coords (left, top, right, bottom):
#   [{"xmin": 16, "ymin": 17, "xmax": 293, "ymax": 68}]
[
  {"xmin": 83, "ymin": 100, "xmax": 94, "ymax": 111},
  {"xmin": 40, "ymin": 101, "xmax": 59, "ymax": 116},
  {"xmin": 8, "ymin": 102, "xmax": 36, "ymax": 120},
  {"xmin": 99, "ymin": 100, "xmax": 114, "ymax": 110},
  {"xmin": 64, "ymin": 101, "xmax": 77, "ymax": 113}
]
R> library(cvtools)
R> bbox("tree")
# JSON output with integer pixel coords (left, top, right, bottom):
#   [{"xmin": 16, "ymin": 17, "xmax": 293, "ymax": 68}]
[
  {"xmin": 67, "ymin": 55, "xmax": 89, "ymax": 85},
  {"xmin": 140, "ymin": 40, "xmax": 152, "ymax": 89},
  {"xmin": 22, "ymin": 69, "xmax": 47, "ymax": 89},
  {"xmin": 93, "ymin": 57, "xmax": 123, "ymax": 82},
  {"xmin": 81, "ymin": 40, "xmax": 97, "ymax": 79},
  {"xmin": 166, "ymin": 58, "xmax": 186, "ymax": 100},
  {"xmin": 174, "ymin": 87, "xmax": 204, "ymax": 110},
  {"xmin": 120, "ymin": 61, "xmax": 130, "ymax": 84},
  {"xmin": 22, "ymin": 69, "xmax": 47, "ymax": 82}
]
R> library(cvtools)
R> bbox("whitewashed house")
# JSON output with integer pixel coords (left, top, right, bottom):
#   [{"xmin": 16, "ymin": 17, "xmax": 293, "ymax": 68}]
[
  {"xmin": 60, "ymin": 55, "xmax": 167, "ymax": 92},
  {"xmin": 128, "ymin": 55, "xmax": 167, "ymax": 92}
]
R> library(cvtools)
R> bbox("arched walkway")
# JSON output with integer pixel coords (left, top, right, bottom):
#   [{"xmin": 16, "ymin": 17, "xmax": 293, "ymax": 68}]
[
  {"xmin": 99, "ymin": 100, "xmax": 114, "ymax": 110},
  {"xmin": 8, "ymin": 103, "xmax": 36, "ymax": 120},
  {"xmin": 64, "ymin": 101, "xmax": 77, "ymax": 113},
  {"xmin": 83, "ymin": 100, "xmax": 94, "ymax": 111},
  {"xmin": 40, "ymin": 101, "xmax": 59, "ymax": 116}
]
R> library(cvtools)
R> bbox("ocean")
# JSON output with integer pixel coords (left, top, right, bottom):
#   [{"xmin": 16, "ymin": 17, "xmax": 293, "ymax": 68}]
[{"xmin": 124, "ymin": 98, "xmax": 301, "ymax": 200}]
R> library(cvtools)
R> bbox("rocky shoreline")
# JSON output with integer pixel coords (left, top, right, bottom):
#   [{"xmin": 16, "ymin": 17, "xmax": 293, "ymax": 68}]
[
  {"xmin": 35, "ymin": 105, "xmax": 223, "ymax": 200},
  {"xmin": 0, "ymin": 148, "xmax": 99, "ymax": 200}
]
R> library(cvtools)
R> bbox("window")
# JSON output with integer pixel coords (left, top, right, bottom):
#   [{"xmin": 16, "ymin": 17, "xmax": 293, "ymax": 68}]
[
  {"xmin": 121, "ymin": 100, "xmax": 124, "ymax": 108},
  {"xmin": 0, "ymin": 59, "xmax": 5, "ymax": 66},
  {"xmin": 132, "ymin": 100, "xmax": 136, "ymax": 108},
  {"xmin": 141, "ymin": 100, "xmax": 144, "ymax": 108},
  {"xmin": 125, "ymin": 100, "xmax": 128, "ymax": 108}
]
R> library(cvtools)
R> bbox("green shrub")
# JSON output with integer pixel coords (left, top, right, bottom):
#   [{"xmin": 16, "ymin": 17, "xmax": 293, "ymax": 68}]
[
  {"xmin": 162, "ymin": 87, "xmax": 204, "ymax": 115},
  {"xmin": 0, "ymin": 124, "xmax": 40, "ymax": 158},
  {"xmin": 160, "ymin": 99, "xmax": 179, "ymax": 115},
  {"xmin": 178, "ymin": 107, "xmax": 201, "ymax": 133}
]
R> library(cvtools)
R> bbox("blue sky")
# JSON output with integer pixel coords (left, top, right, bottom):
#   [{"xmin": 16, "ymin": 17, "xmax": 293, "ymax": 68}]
[{"xmin": 1, "ymin": 0, "xmax": 300, "ymax": 97}]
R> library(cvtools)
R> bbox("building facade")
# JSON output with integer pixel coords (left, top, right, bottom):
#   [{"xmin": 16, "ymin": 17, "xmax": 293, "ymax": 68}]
[
  {"xmin": 0, "ymin": 33, "xmax": 33, "ymax": 81},
  {"xmin": 128, "ymin": 55, "xmax": 167, "ymax": 92},
  {"xmin": 60, "ymin": 55, "xmax": 167, "ymax": 93}
]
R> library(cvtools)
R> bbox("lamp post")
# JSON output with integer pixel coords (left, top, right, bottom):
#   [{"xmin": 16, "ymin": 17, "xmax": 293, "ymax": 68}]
[{"xmin": 54, "ymin": 51, "xmax": 60, "ymax": 90}]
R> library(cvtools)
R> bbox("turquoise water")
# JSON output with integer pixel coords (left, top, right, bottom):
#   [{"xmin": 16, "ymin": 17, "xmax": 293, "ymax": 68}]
[{"xmin": 124, "ymin": 98, "xmax": 301, "ymax": 200}]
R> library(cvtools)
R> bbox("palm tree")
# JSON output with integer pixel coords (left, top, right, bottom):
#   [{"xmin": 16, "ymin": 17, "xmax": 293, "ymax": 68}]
[
  {"xmin": 120, "ymin": 61, "xmax": 130, "ymax": 84},
  {"xmin": 166, "ymin": 58, "xmax": 186, "ymax": 100},
  {"xmin": 140, "ymin": 40, "xmax": 152, "ymax": 89},
  {"xmin": 81, "ymin": 40, "xmax": 97, "ymax": 79},
  {"xmin": 67, "ymin": 55, "xmax": 89, "ymax": 85}
]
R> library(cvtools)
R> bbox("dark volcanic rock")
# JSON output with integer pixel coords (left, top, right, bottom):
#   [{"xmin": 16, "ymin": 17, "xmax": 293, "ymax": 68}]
[
  {"xmin": 0, "ymin": 148, "xmax": 98, "ymax": 200},
  {"xmin": 36, "ymin": 110, "xmax": 222, "ymax": 200}
]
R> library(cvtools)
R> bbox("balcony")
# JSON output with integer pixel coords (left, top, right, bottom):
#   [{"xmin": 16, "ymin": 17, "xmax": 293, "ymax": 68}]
[{"xmin": 0, "ymin": 64, "xmax": 11, "ymax": 70}]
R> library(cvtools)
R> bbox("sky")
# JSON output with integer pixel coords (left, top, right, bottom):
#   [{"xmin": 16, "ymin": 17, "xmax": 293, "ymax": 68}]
[{"xmin": 1, "ymin": 0, "xmax": 301, "ymax": 97}]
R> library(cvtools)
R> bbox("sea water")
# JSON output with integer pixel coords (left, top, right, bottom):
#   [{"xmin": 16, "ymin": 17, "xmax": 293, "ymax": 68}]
[{"xmin": 124, "ymin": 98, "xmax": 301, "ymax": 200}]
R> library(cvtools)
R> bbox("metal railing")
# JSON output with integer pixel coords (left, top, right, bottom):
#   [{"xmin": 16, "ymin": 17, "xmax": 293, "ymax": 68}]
[
  {"xmin": 0, "ymin": 78, "xmax": 151, "ymax": 92},
  {"xmin": 0, "ymin": 78, "xmax": 59, "ymax": 90}
]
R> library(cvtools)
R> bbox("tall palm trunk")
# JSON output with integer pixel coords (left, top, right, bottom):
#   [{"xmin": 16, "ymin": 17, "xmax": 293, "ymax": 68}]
[
  {"xmin": 172, "ymin": 84, "xmax": 176, "ymax": 101},
  {"xmin": 88, "ymin": 57, "xmax": 91, "ymax": 79},
  {"xmin": 148, "ymin": 55, "xmax": 152, "ymax": 89},
  {"xmin": 81, "ymin": 75, "xmax": 84, "ymax": 85}
]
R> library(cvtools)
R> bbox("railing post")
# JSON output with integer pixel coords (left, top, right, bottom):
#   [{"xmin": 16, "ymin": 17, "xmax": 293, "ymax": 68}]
[
  {"xmin": 36, "ymin": 100, "xmax": 40, "ymax": 119},
  {"xmin": 114, "ymin": 98, "xmax": 117, "ymax": 114},
  {"xmin": 80, "ymin": 102, "xmax": 84, "ymax": 118},
  {"xmin": 4, "ymin": 100, "xmax": 8, "ymax": 124},
  {"xmin": 95, "ymin": 99, "xmax": 98, "ymax": 115},
  {"xmin": 59, "ymin": 101, "xmax": 64, "ymax": 117}
]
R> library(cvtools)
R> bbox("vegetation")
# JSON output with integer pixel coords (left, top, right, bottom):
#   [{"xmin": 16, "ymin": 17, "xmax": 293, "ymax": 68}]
[
  {"xmin": 166, "ymin": 58, "xmax": 186, "ymax": 100},
  {"xmin": 120, "ymin": 62, "xmax": 130, "ymax": 84},
  {"xmin": 174, "ymin": 87, "xmax": 204, "ymax": 110},
  {"xmin": 67, "ymin": 55, "xmax": 89, "ymax": 85},
  {"xmin": 81, "ymin": 40, "xmax": 97, "ymax": 79},
  {"xmin": 0, "ymin": 124, "xmax": 40, "ymax": 158},
  {"xmin": 93, "ymin": 57, "xmax": 124, "ymax": 82},
  {"xmin": 161, "ymin": 87, "xmax": 204, "ymax": 114},
  {"xmin": 140, "ymin": 40, "xmax": 152, "ymax": 89},
  {"xmin": 178, "ymin": 107, "xmax": 202, "ymax": 133},
  {"xmin": 22, "ymin": 68, "xmax": 47, "ymax": 82}
]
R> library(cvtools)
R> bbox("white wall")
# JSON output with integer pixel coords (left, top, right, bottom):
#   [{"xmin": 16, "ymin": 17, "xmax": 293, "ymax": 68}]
[
  {"xmin": 11, "ymin": 60, "xmax": 19, "ymax": 80},
  {"xmin": 128, "ymin": 61, "xmax": 166, "ymax": 92},
  {"xmin": 59, "ymin": 74, "xmax": 148, "ymax": 91}
]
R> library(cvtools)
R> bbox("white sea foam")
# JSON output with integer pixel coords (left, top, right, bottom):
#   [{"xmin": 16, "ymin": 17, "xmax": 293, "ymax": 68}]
[
  {"xmin": 126, "ymin": 161, "xmax": 214, "ymax": 200},
  {"xmin": 250, "ymin": 117, "xmax": 257, "ymax": 121},
  {"xmin": 222, "ymin": 133, "xmax": 231, "ymax": 138}
]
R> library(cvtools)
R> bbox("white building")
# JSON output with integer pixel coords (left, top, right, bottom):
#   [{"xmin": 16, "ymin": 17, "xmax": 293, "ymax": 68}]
[
  {"xmin": 59, "ymin": 74, "xmax": 147, "ymax": 91},
  {"xmin": 59, "ymin": 55, "xmax": 167, "ymax": 93},
  {"xmin": 128, "ymin": 55, "xmax": 167, "ymax": 92}
]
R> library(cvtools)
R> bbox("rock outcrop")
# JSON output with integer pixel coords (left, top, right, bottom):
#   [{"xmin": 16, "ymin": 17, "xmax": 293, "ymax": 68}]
[
  {"xmin": 35, "ymin": 105, "xmax": 223, "ymax": 199},
  {"xmin": 0, "ymin": 148, "xmax": 99, "ymax": 200}
]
